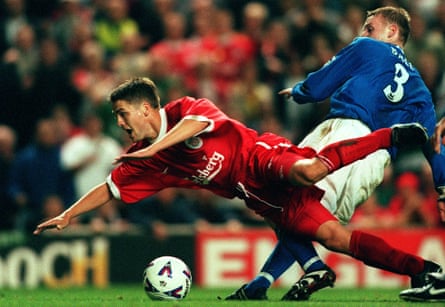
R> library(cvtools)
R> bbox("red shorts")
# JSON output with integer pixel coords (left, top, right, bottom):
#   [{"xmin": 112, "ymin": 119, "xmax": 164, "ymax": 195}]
[{"xmin": 242, "ymin": 133, "xmax": 337, "ymax": 238}]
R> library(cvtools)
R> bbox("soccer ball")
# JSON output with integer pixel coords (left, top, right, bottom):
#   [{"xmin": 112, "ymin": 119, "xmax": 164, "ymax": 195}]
[{"xmin": 143, "ymin": 256, "xmax": 192, "ymax": 300}]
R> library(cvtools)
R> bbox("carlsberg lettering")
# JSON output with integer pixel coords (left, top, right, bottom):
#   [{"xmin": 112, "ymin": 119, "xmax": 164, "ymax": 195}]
[{"xmin": 191, "ymin": 152, "xmax": 224, "ymax": 185}]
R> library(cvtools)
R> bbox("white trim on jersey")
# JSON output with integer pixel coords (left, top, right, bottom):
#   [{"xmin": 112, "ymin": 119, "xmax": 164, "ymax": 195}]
[
  {"xmin": 184, "ymin": 114, "xmax": 215, "ymax": 135},
  {"xmin": 256, "ymin": 141, "xmax": 292, "ymax": 149},
  {"xmin": 152, "ymin": 108, "xmax": 168, "ymax": 144},
  {"xmin": 106, "ymin": 174, "xmax": 121, "ymax": 200}
]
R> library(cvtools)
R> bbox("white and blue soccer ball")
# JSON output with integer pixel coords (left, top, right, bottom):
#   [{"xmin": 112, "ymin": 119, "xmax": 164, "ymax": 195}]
[{"xmin": 143, "ymin": 256, "xmax": 192, "ymax": 301}]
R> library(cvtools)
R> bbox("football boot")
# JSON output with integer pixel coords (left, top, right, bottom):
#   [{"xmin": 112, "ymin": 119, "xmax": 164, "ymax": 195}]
[
  {"xmin": 410, "ymin": 260, "xmax": 442, "ymax": 288},
  {"xmin": 400, "ymin": 272, "xmax": 445, "ymax": 302},
  {"xmin": 391, "ymin": 123, "xmax": 428, "ymax": 148},
  {"xmin": 225, "ymin": 284, "xmax": 268, "ymax": 300},
  {"xmin": 281, "ymin": 266, "xmax": 336, "ymax": 301}
]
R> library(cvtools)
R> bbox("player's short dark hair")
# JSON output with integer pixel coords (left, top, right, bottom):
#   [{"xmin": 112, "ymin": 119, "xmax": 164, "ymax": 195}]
[
  {"xmin": 367, "ymin": 6, "xmax": 411, "ymax": 45},
  {"xmin": 109, "ymin": 77, "xmax": 161, "ymax": 109}
]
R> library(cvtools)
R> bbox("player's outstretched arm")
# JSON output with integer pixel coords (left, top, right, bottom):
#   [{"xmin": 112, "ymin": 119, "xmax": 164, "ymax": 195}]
[
  {"xmin": 114, "ymin": 118, "xmax": 209, "ymax": 163},
  {"xmin": 433, "ymin": 117, "xmax": 445, "ymax": 154},
  {"xmin": 113, "ymin": 145, "xmax": 157, "ymax": 164},
  {"xmin": 33, "ymin": 182, "xmax": 113, "ymax": 235}
]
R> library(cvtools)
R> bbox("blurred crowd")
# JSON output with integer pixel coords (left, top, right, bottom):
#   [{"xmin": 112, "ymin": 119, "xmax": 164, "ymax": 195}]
[{"xmin": 0, "ymin": 0, "xmax": 445, "ymax": 237}]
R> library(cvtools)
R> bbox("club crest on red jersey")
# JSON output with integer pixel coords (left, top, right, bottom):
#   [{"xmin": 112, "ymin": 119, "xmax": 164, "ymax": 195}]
[{"xmin": 185, "ymin": 136, "xmax": 203, "ymax": 149}]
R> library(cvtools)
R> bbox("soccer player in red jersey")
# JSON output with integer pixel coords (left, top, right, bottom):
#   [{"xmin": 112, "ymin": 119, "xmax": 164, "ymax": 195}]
[{"xmin": 34, "ymin": 77, "xmax": 432, "ymax": 290}]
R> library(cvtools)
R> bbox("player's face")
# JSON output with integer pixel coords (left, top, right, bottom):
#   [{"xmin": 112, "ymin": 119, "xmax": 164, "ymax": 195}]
[
  {"xmin": 360, "ymin": 14, "xmax": 396, "ymax": 44},
  {"xmin": 112, "ymin": 100, "xmax": 154, "ymax": 142}
]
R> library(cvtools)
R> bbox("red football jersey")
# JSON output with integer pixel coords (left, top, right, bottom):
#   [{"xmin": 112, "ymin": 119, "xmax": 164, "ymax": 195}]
[
  {"xmin": 108, "ymin": 97, "xmax": 258, "ymax": 203},
  {"xmin": 107, "ymin": 96, "xmax": 334, "ymax": 236}
]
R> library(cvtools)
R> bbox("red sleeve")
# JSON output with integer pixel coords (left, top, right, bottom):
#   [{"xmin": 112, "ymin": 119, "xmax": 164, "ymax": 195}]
[
  {"xmin": 108, "ymin": 160, "xmax": 171, "ymax": 204},
  {"xmin": 166, "ymin": 97, "xmax": 236, "ymax": 133}
]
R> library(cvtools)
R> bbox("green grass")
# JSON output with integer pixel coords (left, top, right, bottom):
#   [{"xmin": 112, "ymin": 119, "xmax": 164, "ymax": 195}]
[{"xmin": 0, "ymin": 285, "xmax": 435, "ymax": 306}]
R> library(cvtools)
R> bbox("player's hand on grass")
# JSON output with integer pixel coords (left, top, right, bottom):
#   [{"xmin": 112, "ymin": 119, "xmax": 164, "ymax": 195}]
[
  {"xmin": 33, "ymin": 214, "xmax": 70, "ymax": 235},
  {"xmin": 278, "ymin": 87, "xmax": 292, "ymax": 99}
]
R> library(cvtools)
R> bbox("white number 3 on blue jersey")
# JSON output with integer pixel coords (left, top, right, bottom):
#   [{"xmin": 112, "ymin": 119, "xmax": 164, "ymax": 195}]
[{"xmin": 383, "ymin": 63, "xmax": 409, "ymax": 103}]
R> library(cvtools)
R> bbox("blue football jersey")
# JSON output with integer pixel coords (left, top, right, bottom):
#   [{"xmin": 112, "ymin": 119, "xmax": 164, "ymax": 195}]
[{"xmin": 291, "ymin": 37, "xmax": 445, "ymax": 189}]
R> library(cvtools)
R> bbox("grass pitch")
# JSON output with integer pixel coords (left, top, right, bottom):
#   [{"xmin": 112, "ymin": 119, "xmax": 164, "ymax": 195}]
[{"xmin": 0, "ymin": 285, "xmax": 434, "ymax": 306}]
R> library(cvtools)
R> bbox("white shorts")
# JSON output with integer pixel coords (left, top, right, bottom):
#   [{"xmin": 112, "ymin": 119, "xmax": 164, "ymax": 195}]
[{"xmin": 299, "ymin": 118, "xmax": 391, "ymax": 224}]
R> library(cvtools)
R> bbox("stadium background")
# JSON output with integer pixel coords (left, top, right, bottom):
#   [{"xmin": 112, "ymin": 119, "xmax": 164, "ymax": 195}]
[{"xmin": 1, "ymin": 0, "xmax": 445, "ymax": 290}]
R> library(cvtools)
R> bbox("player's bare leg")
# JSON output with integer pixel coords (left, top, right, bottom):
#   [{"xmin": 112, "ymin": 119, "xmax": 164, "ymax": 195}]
[{"xmin": 288, "ymin": 123, "xmax": 428, "ymax": 186}]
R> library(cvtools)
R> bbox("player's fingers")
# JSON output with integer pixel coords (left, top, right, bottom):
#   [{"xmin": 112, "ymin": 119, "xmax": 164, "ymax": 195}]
[
  {"xmin": 440, "ymin": 137, "xmax": 445, "ymax": 154},
  {"xmin": 434, "ymin": 120, "xmax": 445, "ymax": 153},
  {"xmin": 113, "ymin": 156, "xmax": 123, "ymax": 164},
  {"xmin": 123, "ymin": 152, "xmax": 150, "ymax": 161},
  {"xmin": 113, "ymin": 154, "xmax": 132, "ymax": 164},
  {"xmin": 436, "ymin": 138, "xmax": 443, "ymax": 154},
  {"xmin": 33, "ymin": 223, "xmax": 58, "ymax": 235},
  {"xmin": 278, "ymin": 88, "xmax": 291, "ymax": 96},
  {"xmin": 433, "ymin": 128, "xmax": 443, "ymax": 154},
  {"xmin": 113, "ymin": 151, "xmax": 152, "ymax": 164},
  {"xmin": 433, "ymin": 134, "xmax": 440, "ymax": 154}
]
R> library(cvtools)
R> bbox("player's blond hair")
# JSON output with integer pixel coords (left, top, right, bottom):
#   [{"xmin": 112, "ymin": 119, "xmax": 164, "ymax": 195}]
[{"xmin": 367, "ymin": 6, "xmax": 411, "ymax": 45}]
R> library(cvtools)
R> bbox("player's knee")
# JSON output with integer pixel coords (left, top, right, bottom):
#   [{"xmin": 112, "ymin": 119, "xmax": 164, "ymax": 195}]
[
  {"xmin": 289, "ymin": 158, "xmax": 325, "ymax": 186},
  {"xmin": 316, "ymin": 221, "xmax": 351, "ymax": 253}
]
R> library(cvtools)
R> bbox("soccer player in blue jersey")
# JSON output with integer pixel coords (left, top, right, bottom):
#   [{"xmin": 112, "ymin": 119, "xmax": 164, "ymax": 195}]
[{"xmin": 226, "ymin": 6, "xmax": 445, "ymax": 301}]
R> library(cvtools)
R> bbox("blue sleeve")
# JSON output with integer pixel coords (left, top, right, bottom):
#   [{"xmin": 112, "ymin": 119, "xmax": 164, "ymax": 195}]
[{"xmin": 291, "ymin": 38, "xmax": 368, "ymax": 103}]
